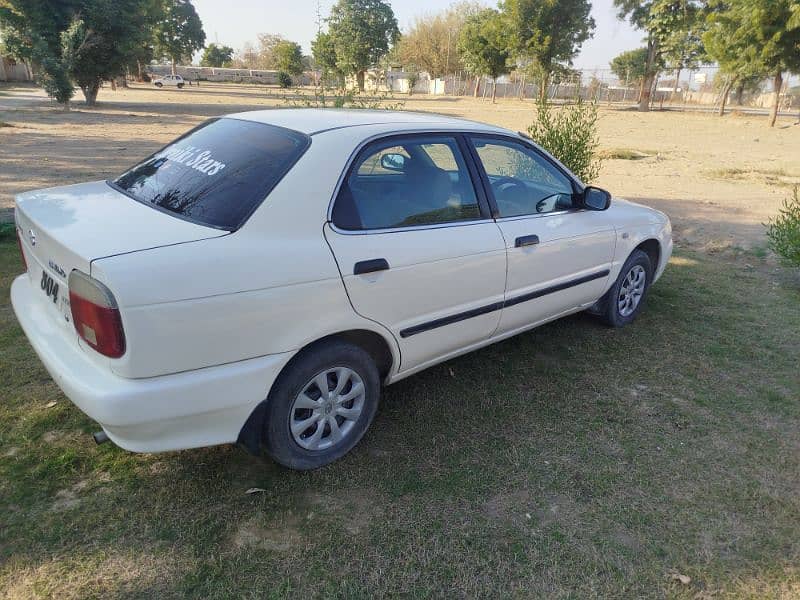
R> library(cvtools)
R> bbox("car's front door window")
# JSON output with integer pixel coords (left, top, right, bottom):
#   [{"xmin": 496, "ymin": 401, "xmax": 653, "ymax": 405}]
[
  {"xmin": 333, "ymin": 136, "xmax": 481, "ymax": 230},
  {"xmin": 471, "ymin": 138, "xmax": 574, "ymax": 218}
]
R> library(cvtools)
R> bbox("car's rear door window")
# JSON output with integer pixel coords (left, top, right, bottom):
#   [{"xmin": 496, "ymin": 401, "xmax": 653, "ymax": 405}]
[
  {"xmin": 332, "ymin": 135, "xmax": 482, "ymax": 230},
  {"xmin": 112, "ymin": 118, "xmax": 310, "ymax": 230}
]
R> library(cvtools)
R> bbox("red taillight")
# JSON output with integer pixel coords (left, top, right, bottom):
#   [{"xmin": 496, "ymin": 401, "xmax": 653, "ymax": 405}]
[
  {"xmin": 16, "ymin": 228, "xmax": 28, "ymax": 271},
  {"xmin": 68, "ymin": 270, "xmax": 126, "ymax": 358}
]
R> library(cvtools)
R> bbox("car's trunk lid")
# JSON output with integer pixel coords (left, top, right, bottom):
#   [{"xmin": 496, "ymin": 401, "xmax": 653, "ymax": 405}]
[{"xmin": 15, "ymin": 180, "xmax": 226, "ymax": 330}]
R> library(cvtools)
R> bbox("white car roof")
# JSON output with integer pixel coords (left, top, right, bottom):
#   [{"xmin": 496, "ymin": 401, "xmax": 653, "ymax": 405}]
[{"xmin": 226, "ymin": 108, "xmax": 512, "ymax": 136}]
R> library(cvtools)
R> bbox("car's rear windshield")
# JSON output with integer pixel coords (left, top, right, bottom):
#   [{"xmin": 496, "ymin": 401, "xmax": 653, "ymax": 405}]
[{"xmin": 111, "ymin": 118, "xmax": 310, "ymax": 230}]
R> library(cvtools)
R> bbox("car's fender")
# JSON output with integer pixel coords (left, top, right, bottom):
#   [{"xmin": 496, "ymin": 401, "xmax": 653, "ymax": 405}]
[{"xmin": 603, "ymin": 198, "xmax": 672, "ymax": 286}]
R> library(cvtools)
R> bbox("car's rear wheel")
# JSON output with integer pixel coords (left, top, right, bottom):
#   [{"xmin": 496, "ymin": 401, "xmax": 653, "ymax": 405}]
[
  {"xmin": 597, "ymin": 249, "xmax": 652, "ymax": 327},
  {"xmin": 154, "ymin": 82, "xmax": 162, "ymax": 88},
  {"xmin": 262, "ymin": 340, "xmax": 380, "ymax": 470}
]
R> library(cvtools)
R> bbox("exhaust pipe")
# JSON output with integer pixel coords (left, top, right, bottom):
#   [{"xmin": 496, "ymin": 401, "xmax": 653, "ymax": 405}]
[{"xmin": 92, "ymin": 430, "xmax": 109, "ymax": 445}]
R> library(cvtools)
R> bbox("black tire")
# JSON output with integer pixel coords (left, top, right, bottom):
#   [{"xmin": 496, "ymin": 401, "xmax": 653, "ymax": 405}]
[
  {"xmin": 596, "ymin": 249, "xmax": 653, "ymax": 327},
  {"xmin": 177, "ymin": 83, "xmax": 184, "ymax": 89},
  {"xmin": 154, "ymin": 82, "xmax": 162, "ymax": 88},
  {"xmin": 262, "ymin": 340, "xmax": 380, "ymax": 470}
]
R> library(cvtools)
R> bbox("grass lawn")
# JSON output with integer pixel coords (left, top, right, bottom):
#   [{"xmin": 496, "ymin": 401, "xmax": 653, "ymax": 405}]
[{"xmin": 1, "ymin": 223, "xmax": 799, "ymax": 598}]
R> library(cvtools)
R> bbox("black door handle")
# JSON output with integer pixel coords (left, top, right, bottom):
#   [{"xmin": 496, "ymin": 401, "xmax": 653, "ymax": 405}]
[
  {"xmin": 354, "ymin": 258, "xmax": 390, "ymax": 275},
  {"xmin": 515, "ymin": 235, "xmax": 540, "ymax": 247}
]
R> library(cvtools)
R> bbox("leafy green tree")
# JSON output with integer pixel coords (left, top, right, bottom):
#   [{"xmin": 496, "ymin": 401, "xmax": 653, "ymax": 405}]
[
  {"xmin": 457, "ymin": 8, "xmax": 510, "ymax": 103},
  {"xmin": 274, "ymin": 40, "xmax": 304, "ymax": 77},
  {"xmin": 0, "ymin": 0, "xmax": 158, "ymax": 106},
  {"xmin": 704, "ymin": 0, "xmax": 800, "ymax": 127},
  {"xmin": 154, "ymin": 0, "xmax": 205, "ymax": 75},
  {"xmin": 614, "ymin": 0, "xmax": 705, "ymax": 111},
  {"xmin": 312, "ymin": 31, "xmax": 340, "ymax": 84},
  {"xmin": 610, "ymin": 47, "xmax": 649, "ymax": 93},
  {"xmin": 659, "ymin": 0, "xmax": 706, "ymax": 93},
  {"xmin": 200, "ymin": 43, "xmax": 233, "ymax": 67},
  {"xmin": 502, "ymin": 0, "xmax": 595, "ymax": 101},
  {"xmin": 0, "ymin": 1, "xmax": 75, "ymax": 106},
  {"xmin": 33, "ymin": 29, "xmax": 77, "ymax": 106},
  {"xmin": 327, "ymin": 0, "xmax": 399, "ymax": 91}
]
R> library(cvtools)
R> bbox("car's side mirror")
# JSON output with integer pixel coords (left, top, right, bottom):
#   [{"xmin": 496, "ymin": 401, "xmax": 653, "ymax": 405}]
[
  {"xmin": 380, "ymin": 153, "xmax": 407, "ymax": 172},
  {"xmin": 581, "ymin": 186, "xmax": 611, "ymax": 211}
]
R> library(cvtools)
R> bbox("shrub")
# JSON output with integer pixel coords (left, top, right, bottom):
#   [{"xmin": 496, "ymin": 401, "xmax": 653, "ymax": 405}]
[
  {"xmin": 277, "ymin": 71, "xmax": 292, "ymax": 88},
  {"xmin": 283, "ymin": 85, "xmax": 404, "ymax": 111},
  {"xmin": 766, "ymin": 187, "xmax": 800, "ymax": 267},
  {"xmin": 527, "ymin": 98, "xmax": 601, "ymax": 183}
]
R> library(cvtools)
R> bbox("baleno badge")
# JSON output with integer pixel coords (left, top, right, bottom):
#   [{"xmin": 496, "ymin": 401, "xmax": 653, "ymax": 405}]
[{"xmin": 48, "ymin": 260, "xmax": 66, "ymax": 278}]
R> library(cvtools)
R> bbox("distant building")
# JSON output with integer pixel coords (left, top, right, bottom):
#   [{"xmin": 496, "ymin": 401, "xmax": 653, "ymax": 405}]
[{"xmin": 146, "ymin": 64, "xmax": 312, "ymax": 85}]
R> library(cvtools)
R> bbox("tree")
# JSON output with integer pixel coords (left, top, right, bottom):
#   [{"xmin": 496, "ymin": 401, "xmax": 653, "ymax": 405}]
[
  {"xmin": 312, "ymin": 31, "xmax": 340, "ymax": 84},
  {"xmin": 154, "ymin": 0, "xmax": 205, "ymax": 75},
  {"xmin": 200, "ymin": 43, "xmax": 233, "ymax": 67},
  {"xmin": 274, "ymin": 40, "xmax": 304, "ymax": 77},
  {"xmin": 704, "ymin": 0, "xmax": 800, "ymax": 127},
  {"xmin": 610, "ymin": 47, "xmax": 649, "ymax": 94},
  {"xmin": 502, "ymin": 0, "xmax": 595, "ymax": 101},
  {"xmin": 732, "ymin": 72, "xmax": 763, "ymax": 105},
  {"xmin": 0, "ymin": 1, "xmax": 76, "ymax": 106},
  {"xmin": 327, "ymin": 0, "xmax": 399, "ymax": 91},
  {"xmin": 614, "ymin": 0, "xmax": 705, "ymax": 111},
  {"xmin": 0, "ymin": 0, "xmax": 158, "ymax": 106},
  {"xmin": 659, "ymin": 0, "xmax": 706, "ymax": 94},
  {"xmin": 394, "ymin": 2, "xmax": 482, "ymax": 79},
  {"xmin": 233, "ymin": 34, "xmax": 299, "ymax": 70},
  {"xmin": 457, "ymin": 9, "xmax": 510, "ymax": 103}
]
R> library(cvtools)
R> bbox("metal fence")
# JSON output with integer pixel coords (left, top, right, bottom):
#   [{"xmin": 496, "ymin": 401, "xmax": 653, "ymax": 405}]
[
  {"xmin": 147, "ymin": 63, "xmax": 797, "ymax": 111},
  {"xmin": 439, "ymin": 67, "xmax": 798, "ymax": 110}
]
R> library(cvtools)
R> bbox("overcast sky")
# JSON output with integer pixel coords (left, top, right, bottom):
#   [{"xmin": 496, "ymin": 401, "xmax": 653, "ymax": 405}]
[{"xmin": 192, "ymin": 0, "xmax": 645, "ymax": 71}]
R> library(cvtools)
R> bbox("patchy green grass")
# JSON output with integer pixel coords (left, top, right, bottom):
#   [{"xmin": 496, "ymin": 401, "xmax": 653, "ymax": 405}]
[
  {"xmin": 710, "ymin": 167, "xmax": 800, "ymax": 189},
  {"xmin": 599, "ymin": 148, "xmax": 655, "ymax": 160},
  {"xmin": 1, "ymin": 232, "xmax": 799, "ymax": 598}
]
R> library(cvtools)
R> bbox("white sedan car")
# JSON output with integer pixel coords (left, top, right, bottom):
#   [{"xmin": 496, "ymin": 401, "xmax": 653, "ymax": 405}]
[
  {"xmin": 153, "ymin": 74, "xmax": 185, "ymax": 88},
  {"xmin": 11, "ymin": 110, "xmax": 672, "ymax": 470}
]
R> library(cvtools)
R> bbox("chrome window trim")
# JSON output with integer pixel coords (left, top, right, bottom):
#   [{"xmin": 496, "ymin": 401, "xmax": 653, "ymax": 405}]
[
  {"xmin": 328, "ymin": 218, "xmax": 495, "ymax": 236},
  {"xmin": 324, "ymin": 127, "xmax": 522, "ymax": 234},
  {"xmin": 493, "ymin": 209, "xmax": 578, "ymax": 223}
]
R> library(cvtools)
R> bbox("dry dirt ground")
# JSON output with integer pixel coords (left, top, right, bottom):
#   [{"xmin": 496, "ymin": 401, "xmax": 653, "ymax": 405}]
[{"xmin": 1, "ymin": 81, "xmax": 799, "ymax": 253}]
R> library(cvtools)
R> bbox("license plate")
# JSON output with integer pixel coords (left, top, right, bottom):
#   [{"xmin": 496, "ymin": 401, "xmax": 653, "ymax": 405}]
[{"xmin": 40, "ymin": 270, "xmax": 59, "ymax": 304}]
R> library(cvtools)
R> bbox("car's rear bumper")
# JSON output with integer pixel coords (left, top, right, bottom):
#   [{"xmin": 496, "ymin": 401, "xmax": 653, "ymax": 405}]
[{"xmin": 11, "ymin": 274, "xmax": 291, "ymax": 453}]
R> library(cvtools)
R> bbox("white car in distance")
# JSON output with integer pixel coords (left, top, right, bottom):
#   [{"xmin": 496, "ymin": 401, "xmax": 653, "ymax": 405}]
[
  {"xmin": 11, "ymin": 110, "xmax": 672, "ymax": 470},
  {"xmin": 153, "ymin": 74, "xmax": 185, "ymax": 88}
]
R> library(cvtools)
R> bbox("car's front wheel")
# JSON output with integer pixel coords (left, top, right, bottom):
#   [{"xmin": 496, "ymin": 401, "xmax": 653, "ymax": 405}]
[
  {"xmin": 154, "ymin": 82, "xmax": 162, "ymax": 88},
  {"xmin": 177, "ymin": 82, "xmax": 184, "ymax": 89},
  {"xmin": 262, "ymin": 340, "xmax": 380, "ymax": 470},
  {"xmin": 597, "ymin": 249, "xmax": 652, "ymax": 327}
]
